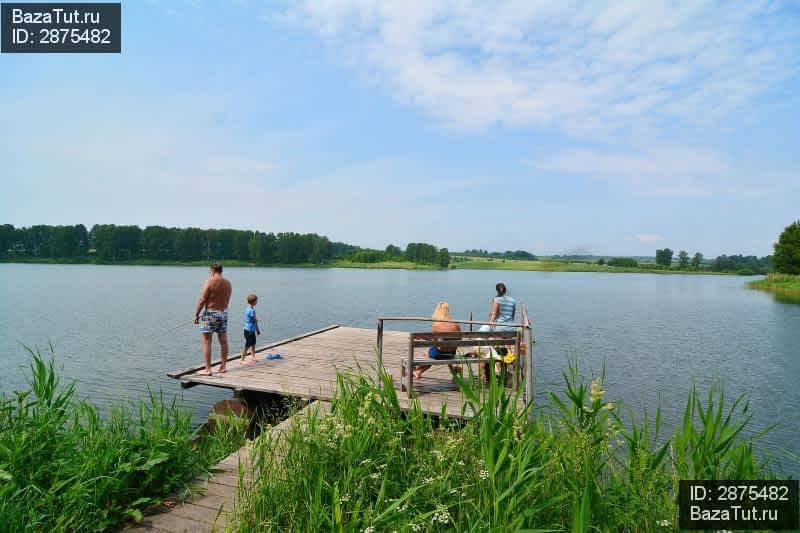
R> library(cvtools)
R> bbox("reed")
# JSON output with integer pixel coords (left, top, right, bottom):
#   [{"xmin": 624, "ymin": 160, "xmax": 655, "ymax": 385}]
[
  {"xmin": 230, "ymin": 361, "xmax": 781, "ymax": 532},
  {"xmin": 0, "ymin": 347, "xmax": 245, "ymax": 532}
]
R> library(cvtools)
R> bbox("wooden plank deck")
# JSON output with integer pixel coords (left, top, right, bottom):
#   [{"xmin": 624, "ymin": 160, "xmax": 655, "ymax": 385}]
[
  {"xmin": 168, "ymin": 325, "xmax": 510, "ymax": 418},
  {"xmin": 125, "ymin": 401, "xmax": 332, "ymax": 532}
]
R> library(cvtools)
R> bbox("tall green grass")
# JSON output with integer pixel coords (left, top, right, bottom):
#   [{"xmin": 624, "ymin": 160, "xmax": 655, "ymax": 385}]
[
  {"xmin": 0, "ymin": 348, "xmax": 246, "ymax": 532},
  {"xmin": 748, "ymin": 273, "xmax": 800, "ymax": 303},
  {"xmin": 231, "ymin": 362, "xmax": 782, "ymax": 532}
]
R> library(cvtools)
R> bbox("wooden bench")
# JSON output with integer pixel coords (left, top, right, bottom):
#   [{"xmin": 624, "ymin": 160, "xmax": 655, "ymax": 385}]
[{"xmin": 401, "ymin": 330, "xmax": 522, "ymax": 396}]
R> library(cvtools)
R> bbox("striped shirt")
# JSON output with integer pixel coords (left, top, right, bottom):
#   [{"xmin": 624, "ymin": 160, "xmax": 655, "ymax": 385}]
[{"xmin": 494, "ymin": 295, "xmax": 516, "ymax": 324}]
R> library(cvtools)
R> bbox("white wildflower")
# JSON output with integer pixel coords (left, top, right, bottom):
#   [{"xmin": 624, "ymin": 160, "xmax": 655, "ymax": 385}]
[
  {"xmin": 433, "ymin": 505, "xmax": 451, "ymax": 524},
  {"xmin": 359, "ymin": 458, "xmax": 372, "ymax": 465},
  {"xmin": 590, "ymin": 378, "xmax": 605, "ymax": 403},
  {"xmin": 603, "ymin": 402, "xmax": 614, "ymax": 411},
  {"xmin": 340, "ymin": 493, "xmax": 350, "ymax": 503},
  {"xmin": 370, "ymin": 473, "xmax": 380, "ymax": 480},
  {"xmin": 422, "ymin": 476, "xmax": 436, "ymax": 485},
  {"xmin": 479, "ymin": 469, "xmax": 489, "ymax": 480},
  {"xmin": 362, "ymin": 527, "xmax": 375, "ymax": 533},
  {"xmin": 656, "ymin": 519, "xmax": 669, "ymax": 527},
  {"xmin": 411, "ymin": 523, "xmax": 423, "ymax": 532},
  {"xmin": 457, "ymin": 460, "xmax": 465, "ymax": 466}
]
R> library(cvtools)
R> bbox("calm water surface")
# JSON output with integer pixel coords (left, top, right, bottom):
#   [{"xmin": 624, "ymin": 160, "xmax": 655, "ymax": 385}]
[{"xmin": 1, "ymin": 264, "xmax": 798, "ymax": 473}]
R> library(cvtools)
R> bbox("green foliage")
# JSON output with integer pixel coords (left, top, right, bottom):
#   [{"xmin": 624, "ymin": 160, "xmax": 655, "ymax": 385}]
[
  {"xmin": 349, "ymin": 249, "xmax": 388, "ymax": 263},
  {"xmin": 3, "ymin": 224, "xmax": 335, "ymax": 265},
  {"xmin": 405, "ymin": 242, "xmax": 438, "ymax": 264},
  {"xmin": 655, "ymin": 248, "xmax": 673, "ymax": 267},
  {"xmin": 384, "ymin": 244, "xmax": 403, "ymax": 259},
  {"xmin": 0, "ymin": 348, "xmax": 245, "ymax": 532},
  {"xmin": 461, "ymin": 249, "xmax": 537, "ymax": 260},
  {"xmin": 437, "ymin": 248, "xmax": 450, "ymax": 268},
  {"xmin": 231, "ymin": 362, "xmax": 774, "ymax": 532},
  {"xmin": 773, "ymin": 220, "xmax": 800, "ymax": 275},
  {"xmin": 691, "ymin": 252, "xmax": 703, "ymax": 269},
  {"xmin": 607, "ymin": 257, "xmax": 639, "ymax": 267},
  {"xmin": 709, "ymin": 254, "xmax": 771, "ymax": 274},
  {"xmin": 748, "ymin": 273, "xmax": 800, "ymax": 303},
  {"xmin": 677, "ymin": 250, "xmax": 689, "ymax": 269}
]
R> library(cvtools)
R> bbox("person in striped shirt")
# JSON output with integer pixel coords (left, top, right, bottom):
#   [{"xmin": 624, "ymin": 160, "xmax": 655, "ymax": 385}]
[{"xmin": 483, "ymin": 282, "xmax": 516, "ymax": 331}]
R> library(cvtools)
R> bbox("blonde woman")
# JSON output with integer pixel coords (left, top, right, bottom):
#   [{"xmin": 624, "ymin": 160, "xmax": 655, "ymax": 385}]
[{"xmin": 413, "ymin": 301, "xmax": 462, "ymax": 380}]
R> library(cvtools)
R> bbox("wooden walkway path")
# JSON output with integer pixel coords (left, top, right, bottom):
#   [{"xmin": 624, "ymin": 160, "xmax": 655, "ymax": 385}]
[
  {"xmin": 124, "ymin": 401, "xmax": 331, "ymax": 533},
  {"xmin": 168, "ymin": 325, "xmax": 500, "ymax": 418}
]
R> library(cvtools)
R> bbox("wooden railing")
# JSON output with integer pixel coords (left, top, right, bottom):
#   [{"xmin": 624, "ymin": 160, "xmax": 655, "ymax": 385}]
[{"xmin": 376, "ymin": 308, "xmax": 534, "ymax": 413}]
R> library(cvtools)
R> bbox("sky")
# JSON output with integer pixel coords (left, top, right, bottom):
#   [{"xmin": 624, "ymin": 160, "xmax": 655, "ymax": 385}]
[{"xmin": 1, "ymin": 0, "xmax": 799, "ymax": 257}]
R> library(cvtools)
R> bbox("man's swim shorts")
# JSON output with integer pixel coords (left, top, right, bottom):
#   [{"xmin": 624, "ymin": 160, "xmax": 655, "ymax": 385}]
[{"xmin": 200, "ymin": 310, "xmax": 228, "ymax": 334}]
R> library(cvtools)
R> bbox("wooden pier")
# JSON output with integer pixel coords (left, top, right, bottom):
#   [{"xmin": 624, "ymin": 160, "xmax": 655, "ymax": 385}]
[
  {"xmin": 168, "ymin": 317, "xmax": 533, "ymax": 418},
  {"xmin": 147, "ymin": 317, "xmax": 533, "ymax": 530}
]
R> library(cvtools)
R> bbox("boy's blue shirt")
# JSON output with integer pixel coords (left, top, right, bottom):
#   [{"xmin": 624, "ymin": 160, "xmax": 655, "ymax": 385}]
[{"xmin": 244, "ymin": 306, "xmax": 257, "ymax": 332}]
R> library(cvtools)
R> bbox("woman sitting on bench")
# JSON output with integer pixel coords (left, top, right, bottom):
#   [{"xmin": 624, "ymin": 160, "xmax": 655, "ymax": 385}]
[{"xmin": 413, "ymin": 301, "xmax": 462, "ymax": 380}]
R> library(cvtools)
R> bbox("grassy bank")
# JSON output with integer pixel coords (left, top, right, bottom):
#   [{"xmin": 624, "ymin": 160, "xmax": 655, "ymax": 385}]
[
  {"xmin": 748, "ymin": 273, "xmax": 800, "ymax": 303},
  {"xmin": 0, "ymin": 349, "xmax": 246, "ymax": 532},
  {"xmin": 329, "ymin": 259, "xmax": 443, "ymax": 270},
  {"xmin": 3, "ymin": 256, "xmax": 742, "ymax": 275},
  {"xmin": 452, "ymin": 256, "xmax": 734, "ymax": 275},
  {"xmin": 232, "ymin": 364, "xmax": 780, "ymax": 532}
]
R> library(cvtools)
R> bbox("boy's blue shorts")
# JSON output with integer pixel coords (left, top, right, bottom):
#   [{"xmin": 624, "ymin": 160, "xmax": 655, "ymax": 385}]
[{"xmin": 428, "ymin": 347, "xmax": 456, "ymax": 360}]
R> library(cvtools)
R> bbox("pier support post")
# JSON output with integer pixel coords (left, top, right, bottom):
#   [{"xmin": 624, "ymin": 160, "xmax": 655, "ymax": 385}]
[
  {"xmin": 376, "ymin": 319, "xmax": 384, "ymax": 387},
  {"xmin": 406, "ymin": 334, "xmax": 414, "ymax": 397},
  {"xmin": 522, "ymin": 306, "xmax": 534, "ymax": 421}
]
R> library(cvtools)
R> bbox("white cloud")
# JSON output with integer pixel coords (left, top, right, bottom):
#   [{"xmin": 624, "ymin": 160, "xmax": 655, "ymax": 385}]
[
  {"xmin": 530, "ymin": 144, "xmax": 729, "ymax": 197},
  {"xmin": 278, "ymin": 1, "xmax": 799, "ymax": 134},
  {"xmin": 529, "ymin": 144, "xmax": 799, "ymax": 197},
  {"xmin": 635, "ymin": 234, "xmax": 664, "ymax": 243}
]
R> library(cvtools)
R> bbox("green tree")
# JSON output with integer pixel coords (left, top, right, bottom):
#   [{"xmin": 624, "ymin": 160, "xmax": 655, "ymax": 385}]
[
  {"xmin": 0, "ymin": 224, "xmax": 14, "ymax": 258},
  {"xmin": 385, "ymin": 244, "xmax": 402, "ymax": 259},
  {"xmin": 773, "ymin": 220, "xmax": 800, "ymax": 274},
  {"xmin": 677, "ymin": 250, "xmax": 689, "ymax": 269},
  {"xmin": 437, "ymin": 248, "xmax": 450, "ymax": 268},
  {"xmin": 90, "ymin": 224, "xmax": 117, "ymax": 261},
  {"xmin": 48, "ymin": 225, "xmax": 84, "ymax": 257},
  {"xmin": 597, "ymin": 257, "xmax": 605, "ymax": 266},
  {"xmin": 115, "ymin": 226, "xmax": 143, "ymax": 259},
  {"xmin": 143, "ymin": 226, "xmax": 172, "ymax": 260},
  {"xmin": 655, "ymin": 248, "xmax": 673, "ymax": 267},
  {"xmin": 233, "ymin": 230, "xmax": 253, "ymax": 261},
  {"xmin": 174, "ymin": 228, "xmax": 205, "ymax": 261},
  {"xmin": 691, "ymin": 252, "xmax": 703, "ymax": 270},
  {"xmin": 608, "ymin": 257, "xmax": 638, "ymax": 267}
]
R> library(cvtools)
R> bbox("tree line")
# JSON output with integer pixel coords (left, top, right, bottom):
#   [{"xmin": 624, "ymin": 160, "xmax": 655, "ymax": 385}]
[
  {"xmin": 0, "ymin": 224, "xmax": 336, "ymax": 264},
  {"xmin": 460, "ymin": 249, "xmax": 538, "ymax": 260},
  {"xmin": 347, "ymin": 243, "xmax": 450, "ymax": 267},
  {"xmin": 0, "ymin": 223, "xmax": 450, "ymax": 267}
]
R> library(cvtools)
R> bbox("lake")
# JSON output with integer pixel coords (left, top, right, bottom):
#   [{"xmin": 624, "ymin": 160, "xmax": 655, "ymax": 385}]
[{"xmin": 1, "ymin": 263, "xmax": 798, "ymax": 474}]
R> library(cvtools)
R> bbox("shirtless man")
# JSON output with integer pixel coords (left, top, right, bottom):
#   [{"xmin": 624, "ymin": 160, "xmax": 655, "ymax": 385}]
[{"xmin": 193, "ymin": 263, "xmax": 233, "ymax": 375}]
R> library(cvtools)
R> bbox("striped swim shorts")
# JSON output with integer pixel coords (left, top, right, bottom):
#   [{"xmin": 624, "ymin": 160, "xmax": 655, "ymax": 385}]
[{"xmin": 200, "ymin": 310, "xmax": 228, "ymax": 334}]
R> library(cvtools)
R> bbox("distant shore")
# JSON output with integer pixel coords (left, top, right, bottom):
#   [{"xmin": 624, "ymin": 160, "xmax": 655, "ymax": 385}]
[{"xmin": 2, "ymin": 256, "xmax": 746, "ymax": 276}]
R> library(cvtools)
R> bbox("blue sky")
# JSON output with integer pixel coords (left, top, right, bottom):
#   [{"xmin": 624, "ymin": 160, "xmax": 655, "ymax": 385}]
[{"xmin": 1, "ymin": 0, "xmax": 798, "ymax": 256}]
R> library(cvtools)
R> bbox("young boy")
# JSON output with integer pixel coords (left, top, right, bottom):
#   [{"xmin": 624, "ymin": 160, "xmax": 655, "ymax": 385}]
[{"xmin": 240, "ymin": 293, "xmax": 261, "ymax": 364}]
